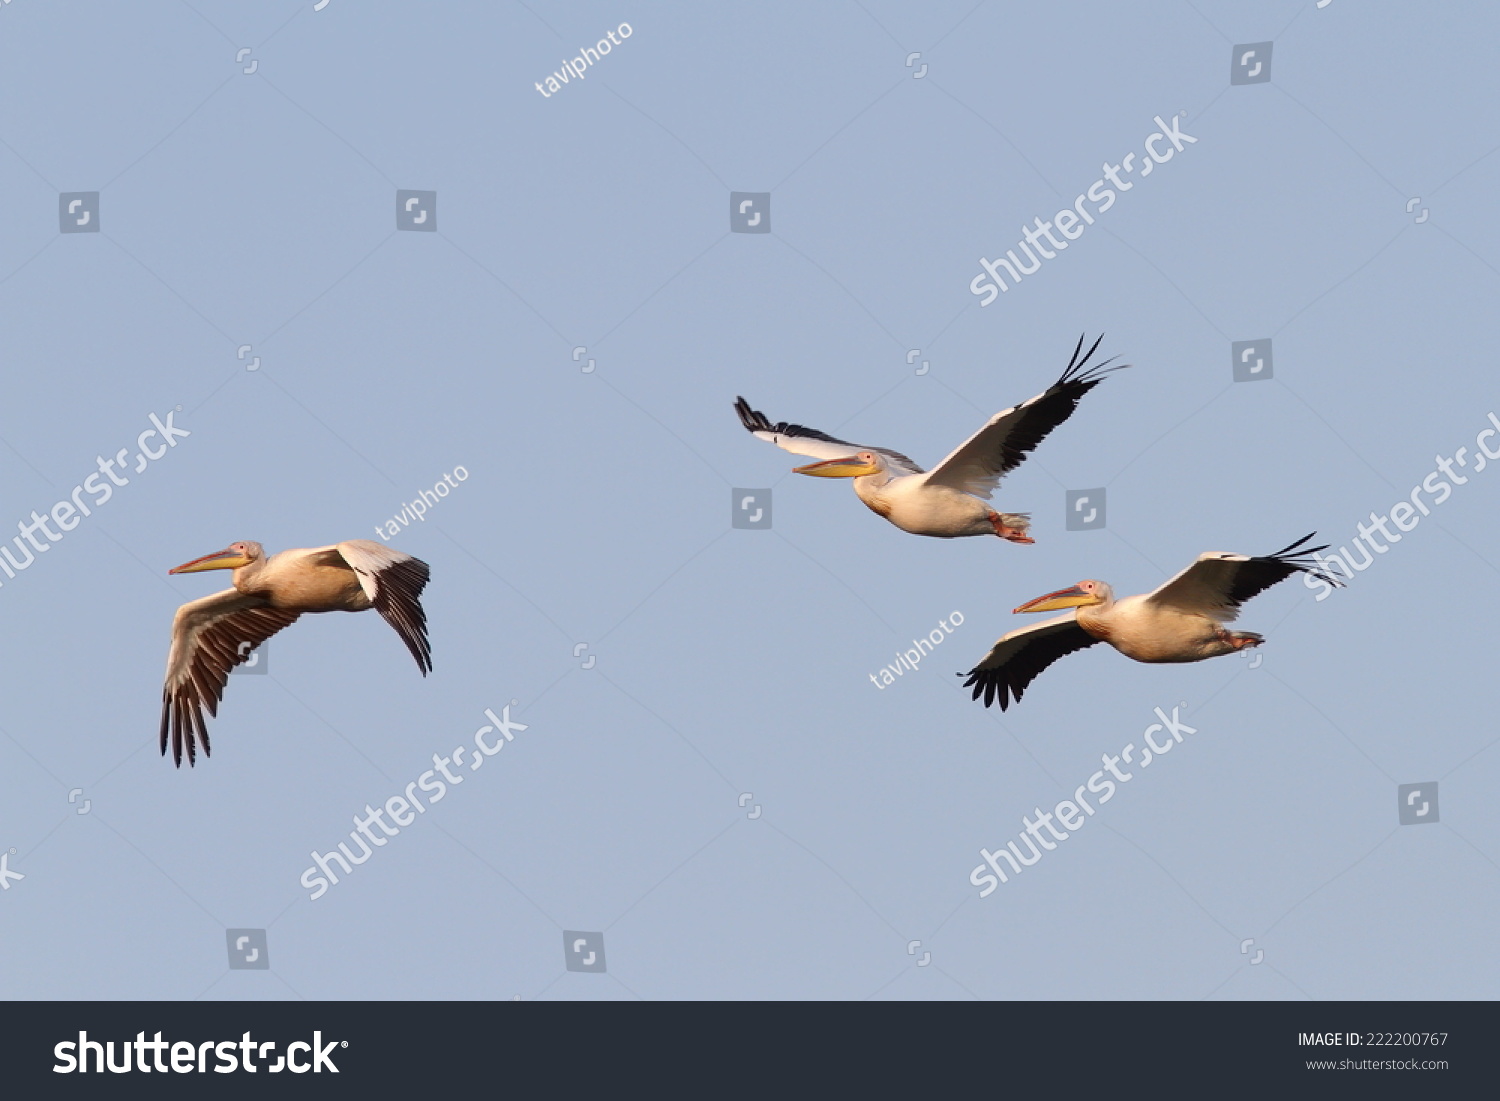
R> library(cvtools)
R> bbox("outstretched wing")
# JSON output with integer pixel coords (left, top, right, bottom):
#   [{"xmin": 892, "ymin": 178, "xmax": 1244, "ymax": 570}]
[
  {"xmin": 161, "ymin": 590, "xmax": 300, "ymax": 767},
  {"xmin": 1144, "ymin": 533, "xmax": 1345, "ymax": 623},
  {"xmin": 959, "ymin": 612, "xmax": 1102, "ymax": 711},
  {"xmin": 336, "ymin": 540, "xmax": 433, "ymax": 674},
  {"xmin": 734, "ymin": 396, "xmax": 922, "ymax": 474},
  {"xmin": 923, "ymin": 334, "xmax": 1126, "ymax": 499}
]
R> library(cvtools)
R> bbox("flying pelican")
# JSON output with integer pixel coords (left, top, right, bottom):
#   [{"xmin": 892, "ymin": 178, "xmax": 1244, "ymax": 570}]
[
  {"xmin": 735, "ymin": 334, "xmax": 1125, "ymax": 543},
  {"xmin": 161, "ymin": 540, "xmax": 431, "ymax": 766},
  {"xmin": 961, "ymin": 534, "xmax": 1343, "ymax": 709}
]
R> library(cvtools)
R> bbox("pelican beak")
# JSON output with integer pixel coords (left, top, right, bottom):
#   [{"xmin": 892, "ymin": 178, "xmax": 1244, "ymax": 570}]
[
  {"xmin": 169, "ymin": 548, "xmax": 252, "ymax": 574},
  {"xmin": 1013, "ymin": 585, "xmax": 1100, "ymax": 614},
  {"xmin": 793, "ymin": 456, "xmax": 882, "ymax": 478}
]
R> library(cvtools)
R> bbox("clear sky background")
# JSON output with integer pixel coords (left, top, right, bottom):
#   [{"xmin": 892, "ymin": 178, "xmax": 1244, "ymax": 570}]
[{"xmin": 2, "ymin": 0, "xmax": 1498, "ymax": 1001}]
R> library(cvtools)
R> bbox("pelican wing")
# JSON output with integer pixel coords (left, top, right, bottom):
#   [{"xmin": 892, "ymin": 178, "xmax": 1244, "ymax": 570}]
[
  {"xmin": 1144, "ymin": 533, "xmax": 1345, "ymax": 623},
  {"xmin": 923, "ymin": 334, "xmax": 1125, "ymax": 499},
  {"xmin": 734, "ymin": 396, "xmax": 922, "ymax": 474},
  {"xmin": 336, "ymin": 540, "xmax": 432, "ymax": 674},
  {"xmin": 960, "ymin": 612, "xmax": 1102, "ymax": 710},
  {"xmin": 161, "ymin": 591, "xmax": 300, "ymax": 767}
]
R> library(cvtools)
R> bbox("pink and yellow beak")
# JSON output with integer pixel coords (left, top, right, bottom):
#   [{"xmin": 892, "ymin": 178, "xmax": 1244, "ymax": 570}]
[
  {"xmin": 1013, "ymin": 584, "xmax": 1102, "ymax": 614},
  {"xmin": 793, "ymin": 456, "xmax": 882, "ymax": 478},
  {"xmin": 169, "ymin": 548, "xmax": 252, "ymax": 575}
]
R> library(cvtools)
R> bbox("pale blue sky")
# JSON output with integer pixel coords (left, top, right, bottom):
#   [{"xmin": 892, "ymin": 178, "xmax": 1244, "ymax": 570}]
[{"xmin": 1, "ymin": 0, "xmax": 1498, "ymax": 1000}]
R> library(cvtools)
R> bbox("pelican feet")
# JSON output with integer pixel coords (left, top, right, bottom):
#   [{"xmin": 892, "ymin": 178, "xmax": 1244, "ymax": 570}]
[
  {"xmin": 1224, "ymin": 630, "xmax": 1264, "ymax": 650},
  {"xmin": 989, "ymin": 513, "xmax": 1035, "ymax": 544}
]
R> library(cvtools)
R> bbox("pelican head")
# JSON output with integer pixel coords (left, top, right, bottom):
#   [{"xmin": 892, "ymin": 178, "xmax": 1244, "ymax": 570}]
[
  {"xmin": 169, "ymin": 540, "xmax": 262, "ymax": 575},
  {"xmin": 793, "ymin": 451, "xmax": 885, "ymax": 479},
  {"xmin": 1013, "ymin": 579, "xmax": 1112, "ymax": 614}
]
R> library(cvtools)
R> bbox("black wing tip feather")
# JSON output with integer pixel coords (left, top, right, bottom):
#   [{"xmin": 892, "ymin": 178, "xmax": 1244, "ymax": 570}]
[
  {"xmin": 159, "ymin": 700, "xmax": 171, "ymax": 763},
  {"xmin": 1056, "ymin": 332, "xmax": 1130, "ymax": 391},
  {"xmin": 957, "ymin": 623, "xmax": 1099, "ymax": 710},
  {"xmin": 733, "ymin": 395, "xmax": 921, "ymax": 469},
  {"xmin": 979, "ymin": 334, "xmax": 1126, "ymax": 478},
  {"xmin": 160, "ymin": 693, "xmax": 210, "ymax": 768},
  {"xmin": 159, "ymin": 604, "xmax": 303, "ymax": 771},
  {"xmin": 1260, "ymin": 531, "xmax": 1347, "ymax": 590},
  {"xmin": 958, "ymin": 667, "xmax": 1015, "ymax": 711},
  {"xmin": 372, "ymin": 557, "xmax": 434, "ymax": 676},
  {"xmin": 734, "ymin": 396, "xmax": 770, "ymax": 434}
]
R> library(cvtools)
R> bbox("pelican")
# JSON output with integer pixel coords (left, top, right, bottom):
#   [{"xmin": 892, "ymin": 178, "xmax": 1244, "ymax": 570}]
[
  {"xmin": 961, "ymin": 534, "xmax": 1343, "ymax": 709},
  {"xmin": 161, "ymin": 540, "xmax": 431, "ymax": 766},
  {"xmin": 735, "ymin": 334, "xmax": 1125, "ymax": 543}
]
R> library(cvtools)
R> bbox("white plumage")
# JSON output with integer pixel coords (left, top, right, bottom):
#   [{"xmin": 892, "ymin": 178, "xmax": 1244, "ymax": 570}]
[
  {"xmin": 962, "ymin": 535, "xmax": 1344, "ymax": 710},
  {"xmin": 736, "ymin": 335, "xmax": 1125, "ymax": 542}
]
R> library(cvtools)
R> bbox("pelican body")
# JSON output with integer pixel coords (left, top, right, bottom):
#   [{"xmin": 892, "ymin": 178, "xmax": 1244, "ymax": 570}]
[
  {"xmin": 962, "ymin": 535, "xmax": 1343, "ymax": 709},
  {"xmin": 736, "ymin": 334, "xmax": 1126, "ymax": 543},
  {"xmin": 161, "ymin": 539, "xmax": 431, "ymax": 766},
  {"xmin": 845, "ymin": 466, "xmax": 1024, "ymax": 540}
]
